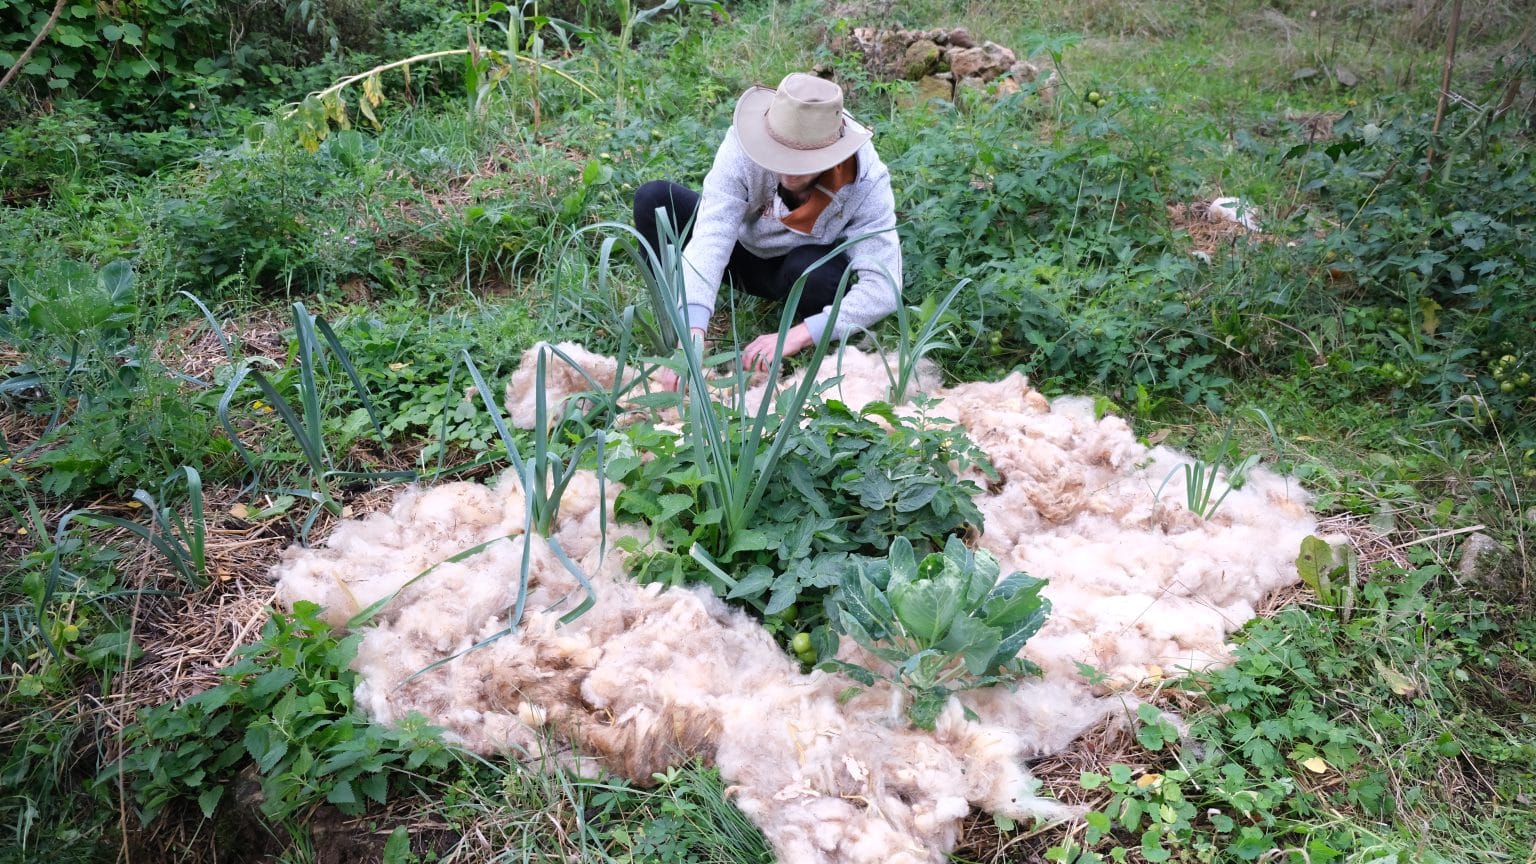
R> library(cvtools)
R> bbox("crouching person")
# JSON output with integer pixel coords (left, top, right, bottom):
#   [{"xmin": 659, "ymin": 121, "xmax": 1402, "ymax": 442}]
[{"xmin": 631, "ymin": 72, "xmax": 904, "ymax": 391}]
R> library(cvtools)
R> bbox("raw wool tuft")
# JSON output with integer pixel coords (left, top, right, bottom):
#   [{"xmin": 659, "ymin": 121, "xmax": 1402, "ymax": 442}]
[
  {"xmin": 735, "ymin": 343, "xmax": 936, "ymax": 417},
  {"xmin": 934, "ymin": 378, "xmax": 1314, "ymax": 689},
  {"xmin": 279, "ymin": 349, "xmax": 1316, "ymax": 864},
  {"xmin": 503, "ymin": 341, "xmax": 936, "ymax": 430},
  {"xmin": 505, "ymin": 341, "xmax": 627, "ymax": 429}
]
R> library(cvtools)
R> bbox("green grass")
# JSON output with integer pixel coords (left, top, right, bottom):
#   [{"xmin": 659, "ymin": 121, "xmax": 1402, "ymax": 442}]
[{"xmin": 0, "ymin": 0, "xmax": 1531, "ymax": 860}]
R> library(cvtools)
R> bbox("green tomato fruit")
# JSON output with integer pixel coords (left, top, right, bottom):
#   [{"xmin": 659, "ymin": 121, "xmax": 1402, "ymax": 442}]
[
  {"xmin": 1087, "ymin": 90, "xmax": 1102, "ymax": 104},
  {"xmin": 1501, "ymin": 381, "xmax": 1516, "ymax": 394},
  {"xmin": 790, "ymin": 632, "xmax": 812, "ymax": 656}
]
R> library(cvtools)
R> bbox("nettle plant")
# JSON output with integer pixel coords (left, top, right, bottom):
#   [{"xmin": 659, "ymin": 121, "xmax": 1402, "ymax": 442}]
[{"xmin": 823, "ymin": 536, "xmax": 1051, "ymax": 730}]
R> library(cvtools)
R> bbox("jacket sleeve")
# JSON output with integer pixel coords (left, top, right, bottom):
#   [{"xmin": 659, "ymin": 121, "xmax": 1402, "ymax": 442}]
[
  {"xmin": 680, "ymin": 130, "xmax": 752, "ymax": 331},
  {"xmin": 803, "ymin": 169, "xmax": 903, "ymax": 342}
]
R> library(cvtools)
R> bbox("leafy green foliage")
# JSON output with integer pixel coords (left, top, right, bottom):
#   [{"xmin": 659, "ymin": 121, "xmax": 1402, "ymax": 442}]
[
  {"xmin": 0, "ymin": 0, "xmax": 401, "ymax": 127},
  {"xmin": 824, "ymin": 536, "xmax": 1050, "ymax": 730},
  {"xmin": 107, "ymin": 601, "xmax": 454, "ymax": 825},
  {"xmin": 584, "ymin": 763, "xmax": 774, "ymax": 864},
  {"xmin": 0, "ymin": 1, "xmax": 1532, "ymax": 859},
  {"xmin": 325, "ymin": 303, "xmax": 540, "ymax": 465},
  {"xmin": 1050, "ymin": 560, "xmax": 1536, "ymax": 863},
  {"xmin": 613, "ymin": 397, "xmax": 991, "ymax": 636},
  {"xmin": 3, "ymin": 257, "xmax": 135, "ymax": 373},
  {"xmin": 1, "ymin": 260, "xmax": 237, "ymax": 497},
  {"xmin": 161, "ymin": 136, "xmax": 396, "ymax": 294}
]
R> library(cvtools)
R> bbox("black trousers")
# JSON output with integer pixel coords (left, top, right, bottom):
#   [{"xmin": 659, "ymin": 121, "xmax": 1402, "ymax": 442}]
[{"xmin": 631, "ymin": 180, "xmax": 852, "ymax": 323}]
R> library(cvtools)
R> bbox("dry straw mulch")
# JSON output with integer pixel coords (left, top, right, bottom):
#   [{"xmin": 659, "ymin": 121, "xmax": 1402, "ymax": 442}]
[
  {"xmin": 98, "ymin": 483, "xmax": 402, "ymax": 738},
  {"xmin": 152, "ymin": 306, "xmax": 291, "ymax": 385},
  {"xmin": 1167, "ymin": 200, "xmax": 1271, "ymax": 260}
]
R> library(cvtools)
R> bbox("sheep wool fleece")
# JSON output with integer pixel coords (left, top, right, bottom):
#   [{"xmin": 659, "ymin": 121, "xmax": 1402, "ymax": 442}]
[
  {"xmin": 275, "ymin": 345, "xmax": 1321, "ymax": 864},
  {"xmin": 683, "ymin": 127, "xmax": 903, "ymax": 342}
]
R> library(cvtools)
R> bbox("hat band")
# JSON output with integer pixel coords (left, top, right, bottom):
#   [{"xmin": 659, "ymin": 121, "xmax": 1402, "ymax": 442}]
[{"xmin": 763, "ymin": 111, "xmax": 844, "ymax": 151}]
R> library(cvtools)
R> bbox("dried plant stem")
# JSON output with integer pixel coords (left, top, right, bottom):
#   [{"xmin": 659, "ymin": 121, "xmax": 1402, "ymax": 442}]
[
  {"xmin": 0, "ymin": 0, "xmax": 67, "ymax": 93},
  {"xmin": 1425, "ymin": 0, "xmax": 1463, "ymax": 174},
  {"xmin": 1493, "ymin": 22, "xmax": 1532, "ymax": 120}
]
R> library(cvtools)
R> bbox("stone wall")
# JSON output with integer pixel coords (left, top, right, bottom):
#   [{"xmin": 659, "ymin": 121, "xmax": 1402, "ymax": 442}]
[{"xmin": 834, "ymin": 26, "xmax": 1055, "ymax": 103}]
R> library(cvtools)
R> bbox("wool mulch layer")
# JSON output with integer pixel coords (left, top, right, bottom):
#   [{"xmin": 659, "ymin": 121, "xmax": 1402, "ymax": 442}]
[{"xmin": 275, "ymin": 345, "xmax": 1316, "ymax": 864}]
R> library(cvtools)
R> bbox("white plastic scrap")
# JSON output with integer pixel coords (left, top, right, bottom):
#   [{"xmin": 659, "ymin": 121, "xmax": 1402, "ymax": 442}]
[{"xmin": 1207, "ymin": 196, "xmax": 1262, "ymax": 232}]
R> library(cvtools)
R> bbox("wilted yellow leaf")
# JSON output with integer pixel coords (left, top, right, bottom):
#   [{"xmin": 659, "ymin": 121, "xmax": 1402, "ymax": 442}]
[
  {"xmin": 362, "ymin": 72, "xmax": 385, "ymax": 108},
  {"xmin": 388, "ymin": 362, "xmax": 408, "ymax": 371},
  {"xmin": 1300, "ymin": 756, "xmax": 1329, "ymax": 774},
  {"xmin": 230, "ymin": 503, "xmax": 250, "ymax": 519},
  {"xmin": 1136, "ymin": 773, "xmax": 1163, "ymax": 788},
  {"xmin": 1374, "ymin": 659, "xmax": 1416, "ymax": 697},
  {"xmin": 1419, "ymin": 297, "xmax": 1441, "ymax": 335}
]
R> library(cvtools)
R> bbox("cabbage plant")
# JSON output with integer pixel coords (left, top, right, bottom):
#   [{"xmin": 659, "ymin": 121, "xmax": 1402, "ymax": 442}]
[{"xmin": 825, "ymin": 536, "xmax": 1050, "ymax": 730}]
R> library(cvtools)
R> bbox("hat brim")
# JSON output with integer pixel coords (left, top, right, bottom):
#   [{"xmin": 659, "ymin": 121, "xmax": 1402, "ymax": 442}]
[{"xmin": 733, "ymin": 85, "xmax": 872, "ymax": 176}]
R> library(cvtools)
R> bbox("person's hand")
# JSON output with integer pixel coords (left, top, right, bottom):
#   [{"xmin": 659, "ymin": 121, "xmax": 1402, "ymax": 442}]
[
  {"xmin": 656, "ymin": 328, "xmax": 708, "ymax": 393},
  {"xmin": 742, "ymin": 324, "xmax": 813, "ymax": 374},
  {"xmin": 656, "ymin": 366, "xmax": 681, "ymax": 393}
]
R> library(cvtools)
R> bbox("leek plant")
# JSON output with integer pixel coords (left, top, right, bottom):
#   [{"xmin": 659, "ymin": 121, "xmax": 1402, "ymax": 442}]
[
  {"xmin": 577, "ymin": 214, "xmax": 891, "ymax": 576},
  {"xmin": 39, "ymin": 466, "xmax": 208, "ymax": 659},
  {"xmin": 351, "ymin": 344, "xmax": 607, "ymax": 661},
  {"xmin": 849, "ymin": 276, "xmax": 968, "ymax": 405},
  {"xmin": 1157, "ymin": 407, "xmax": 1278, "ymax": 520},
  {"xmin": 216, "ymin": 302, "xmax": 414, "ymax": 542}
]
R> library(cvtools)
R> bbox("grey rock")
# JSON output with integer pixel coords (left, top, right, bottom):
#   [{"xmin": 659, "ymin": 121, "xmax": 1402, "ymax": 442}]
[
  {"xmin": 1008, "ymin": 60, "xmax": 1042, "ymax": 83},
  {"xmin": 1457, "ymin": 532, "xmax": 1515, "ymax": 590}
]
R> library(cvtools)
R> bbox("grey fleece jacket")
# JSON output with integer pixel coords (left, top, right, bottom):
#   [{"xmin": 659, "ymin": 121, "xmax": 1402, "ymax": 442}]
[{"xmin": 682, "ymin": 127, "xmax": 903, "ymax": 342}]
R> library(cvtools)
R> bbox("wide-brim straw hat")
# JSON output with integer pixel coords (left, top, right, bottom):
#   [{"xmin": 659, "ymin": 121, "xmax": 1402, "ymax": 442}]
[{"xmin": 733, "ymin": 73, "xmax": 872, "ymax": 175}]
